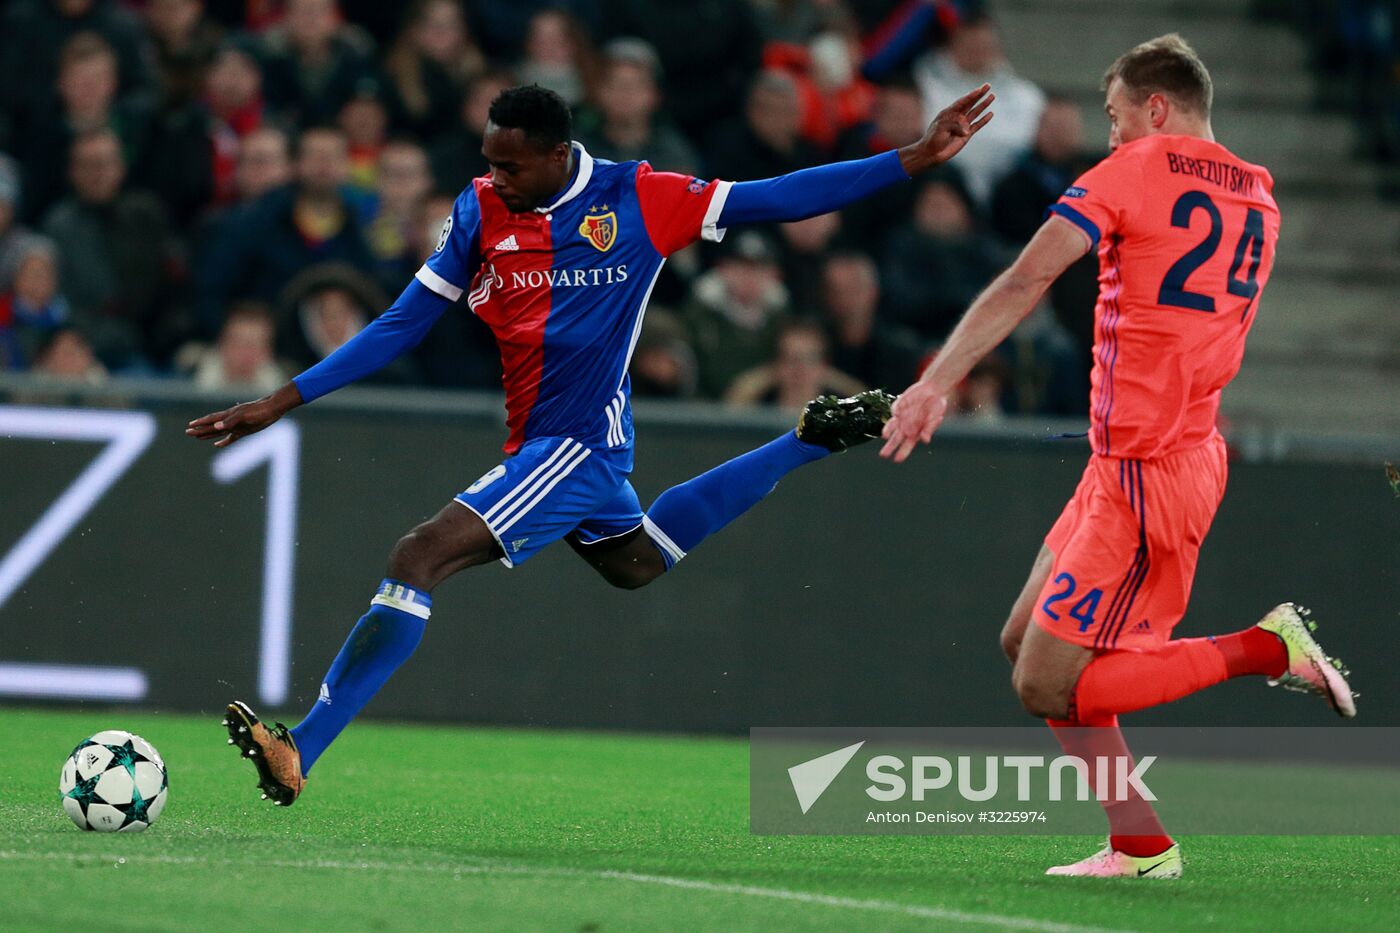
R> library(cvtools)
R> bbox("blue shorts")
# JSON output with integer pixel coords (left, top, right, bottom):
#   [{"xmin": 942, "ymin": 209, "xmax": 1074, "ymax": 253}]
[{"xmin": 454, "ymin": 436, "xmax": 646, "ymax": 567}]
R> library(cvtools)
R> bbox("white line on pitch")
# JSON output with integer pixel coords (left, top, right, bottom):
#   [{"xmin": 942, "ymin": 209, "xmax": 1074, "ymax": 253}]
[{"xmin": 0, "ymin": 849, "xmax": 1133, "ymax": 933}]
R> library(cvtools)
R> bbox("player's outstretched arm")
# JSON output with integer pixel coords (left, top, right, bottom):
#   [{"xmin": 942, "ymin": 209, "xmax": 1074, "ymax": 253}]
[
  {"xmin": 879, "ymin": 216, "xmax": 1089, "ymax": 463},
  {"xmin": 185, "ymin": 278, "xmax": 452, "ymax": 447},
  {"xmin": 716, "ymin": 85, "xmax": 994, "ymax": 228}
]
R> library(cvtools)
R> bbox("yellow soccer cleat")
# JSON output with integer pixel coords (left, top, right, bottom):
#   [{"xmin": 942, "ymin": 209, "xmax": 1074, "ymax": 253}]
[
  {"xmin": 1256, "ymin": 603, "xmax": 1357, "ymax": 718},
  {"xmin": 1046, "ymin": 842, "xmax": 1183, "ymax": 879}
]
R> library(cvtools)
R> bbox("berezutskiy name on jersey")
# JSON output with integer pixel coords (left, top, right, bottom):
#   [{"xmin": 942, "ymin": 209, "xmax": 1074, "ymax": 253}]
[{"xmin": 416, "ymin": 142, "xmax": 730, "ymax": 456}]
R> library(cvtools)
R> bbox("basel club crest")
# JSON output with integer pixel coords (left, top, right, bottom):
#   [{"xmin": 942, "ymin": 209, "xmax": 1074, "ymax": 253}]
[{"xmin": 578, "ymin": 206, "xmax": 617, "ymax": 252}]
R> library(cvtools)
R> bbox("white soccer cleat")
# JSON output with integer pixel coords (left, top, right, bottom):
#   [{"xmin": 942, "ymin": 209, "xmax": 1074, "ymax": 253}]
[
  {"xmin": 1046, "ymin": 842, "xmax": 1182, "ymax": 879},
  {"xmin": 1256, "ymin": 603, "xmax": 1357, "ymax": 718}
]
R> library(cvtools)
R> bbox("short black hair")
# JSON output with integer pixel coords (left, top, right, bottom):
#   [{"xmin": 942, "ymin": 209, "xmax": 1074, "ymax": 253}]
[{"xmin": 488, "ymin": 84, "xmax": 572, "ymax": 151}]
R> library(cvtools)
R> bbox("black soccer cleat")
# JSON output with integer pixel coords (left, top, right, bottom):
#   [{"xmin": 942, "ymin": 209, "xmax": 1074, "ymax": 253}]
[
  {"xmin": 796, "ymin": 389, "xmax": 897, "ymax": 452},
  {"xmin": 222, "ymin": 700, "xmax": 307, "ymax": 806}
]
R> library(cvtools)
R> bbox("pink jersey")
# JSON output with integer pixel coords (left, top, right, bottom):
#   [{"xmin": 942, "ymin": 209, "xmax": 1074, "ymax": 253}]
[{"xmin": 1050, "ymin": 134, "xmax": 1280, "ymax": 460}]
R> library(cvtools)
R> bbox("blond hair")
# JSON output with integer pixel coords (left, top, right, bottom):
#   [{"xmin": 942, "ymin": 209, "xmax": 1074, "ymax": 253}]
[{"xmin": 1104, "ymin": 33, "xmax": 1213, "ymax": 117}]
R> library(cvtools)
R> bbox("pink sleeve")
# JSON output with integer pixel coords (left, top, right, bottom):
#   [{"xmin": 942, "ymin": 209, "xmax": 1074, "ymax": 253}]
[
  {"xmin": 1048, "ymin": 149, "xmax": 1144, "ymax": 251},
  {"xmin": 635, "ymin": 163, "xmax": 733, "ymax": 257}
]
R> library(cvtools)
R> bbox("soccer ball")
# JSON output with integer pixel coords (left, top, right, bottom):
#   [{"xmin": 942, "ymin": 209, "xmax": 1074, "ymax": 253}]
[{"xmin": 58, "ymin": 730, "xmax": 168, "ymax": 832}]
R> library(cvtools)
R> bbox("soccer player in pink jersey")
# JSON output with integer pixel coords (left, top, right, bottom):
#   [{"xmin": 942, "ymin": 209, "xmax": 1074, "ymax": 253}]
[{"xmin": 882, "ymin": 35, "xmax": 1356, "ymax": 878}]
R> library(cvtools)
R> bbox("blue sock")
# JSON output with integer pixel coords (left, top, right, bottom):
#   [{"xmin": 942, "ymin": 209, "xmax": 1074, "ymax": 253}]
[
  {"xmin": 290, "ymin": 579, "xmax": 430, "ymax": 774},
  {"xmin": 644, "ymin": 430, "xmax": 828, "ymax": 567}
]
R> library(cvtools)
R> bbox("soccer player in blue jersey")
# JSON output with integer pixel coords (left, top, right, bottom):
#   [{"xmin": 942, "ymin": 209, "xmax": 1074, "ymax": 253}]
[{"xmin": 187, "ymin": 83, "xmax": 994, "ymax": 805}]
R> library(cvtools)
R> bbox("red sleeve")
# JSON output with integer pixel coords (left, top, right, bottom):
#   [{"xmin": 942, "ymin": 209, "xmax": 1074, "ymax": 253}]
[
  {"xmin": 1048, "ymin": 147, "xmax": 1146, "ymax": 252},
  {"xmin": 635, "ymin": 163, "xmax": 733, "ymax": 257}
]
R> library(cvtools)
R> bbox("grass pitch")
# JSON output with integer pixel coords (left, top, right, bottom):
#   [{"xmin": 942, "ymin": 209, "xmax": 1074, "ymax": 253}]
[{"xmin": 1, "ymin": 707, "xmax": 1395, "ymax": 932}]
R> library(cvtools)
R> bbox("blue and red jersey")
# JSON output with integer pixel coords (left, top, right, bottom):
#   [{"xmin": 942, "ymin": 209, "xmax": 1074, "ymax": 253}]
[
  {"xmin": 417, "ymin": 144, "xmax": 732, "ymax": 454},
  {"xmin": 290, "ymin": 143, "xmax": 910, "ymax": 428}
]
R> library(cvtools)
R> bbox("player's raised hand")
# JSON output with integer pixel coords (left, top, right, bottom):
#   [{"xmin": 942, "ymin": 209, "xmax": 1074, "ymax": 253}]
[
  {"xmin": 879, "ymin": 382, "xmax": 949, "ymax": 463},
  {"xmin": 898, "ymin": 84, "xmax": 995, "ymax": 175},
  {"xmin": 185, "ymin": 383, "xmax": 303, "ymax": 447}
]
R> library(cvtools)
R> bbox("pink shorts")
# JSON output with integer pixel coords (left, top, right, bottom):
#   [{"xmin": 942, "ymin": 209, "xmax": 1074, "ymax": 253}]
[{"xmin": 1034, "ymin": 435, "xmax": 1229, "ymax": 652}]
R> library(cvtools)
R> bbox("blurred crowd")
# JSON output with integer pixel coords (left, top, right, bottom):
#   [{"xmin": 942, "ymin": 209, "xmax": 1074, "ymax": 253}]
[
  {"xmin": 0, "ymin": 0, "xmax": 1107, "ymax": 419},
  {"xmin": 1270, "ymin": 1, "xmax": 1400, "ymax": 165}
]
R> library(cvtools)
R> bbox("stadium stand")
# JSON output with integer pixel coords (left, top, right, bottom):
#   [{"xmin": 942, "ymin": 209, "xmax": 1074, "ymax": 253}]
[{"xmin": 0, "ymin": 0, "xmax": 1394, "ymax": 439}]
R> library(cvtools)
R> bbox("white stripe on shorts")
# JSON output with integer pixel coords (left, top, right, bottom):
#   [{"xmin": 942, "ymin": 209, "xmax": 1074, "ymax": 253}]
[
  {"xmin": 483, "ymin": 439, "xmax": 579, "ymax": 523},
  {"xmin": 495, "ymin": 444, "xmax": 593, "ymax": 535}
]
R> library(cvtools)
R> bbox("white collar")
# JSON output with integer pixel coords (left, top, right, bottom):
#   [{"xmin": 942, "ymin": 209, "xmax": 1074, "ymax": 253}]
[{"xmin": 535, "ymin": 142, "xmax": 593, "ymax": 213}]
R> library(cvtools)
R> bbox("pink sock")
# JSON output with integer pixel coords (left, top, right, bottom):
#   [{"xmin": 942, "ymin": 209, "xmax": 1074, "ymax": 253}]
[
  {"xmin": 1047, "ymin": 716, "xmax": 1172, "ymax": 857},
  {"xmin": 1069, "ymin": 630, "xmax": 1284, "ymax": 722}
]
